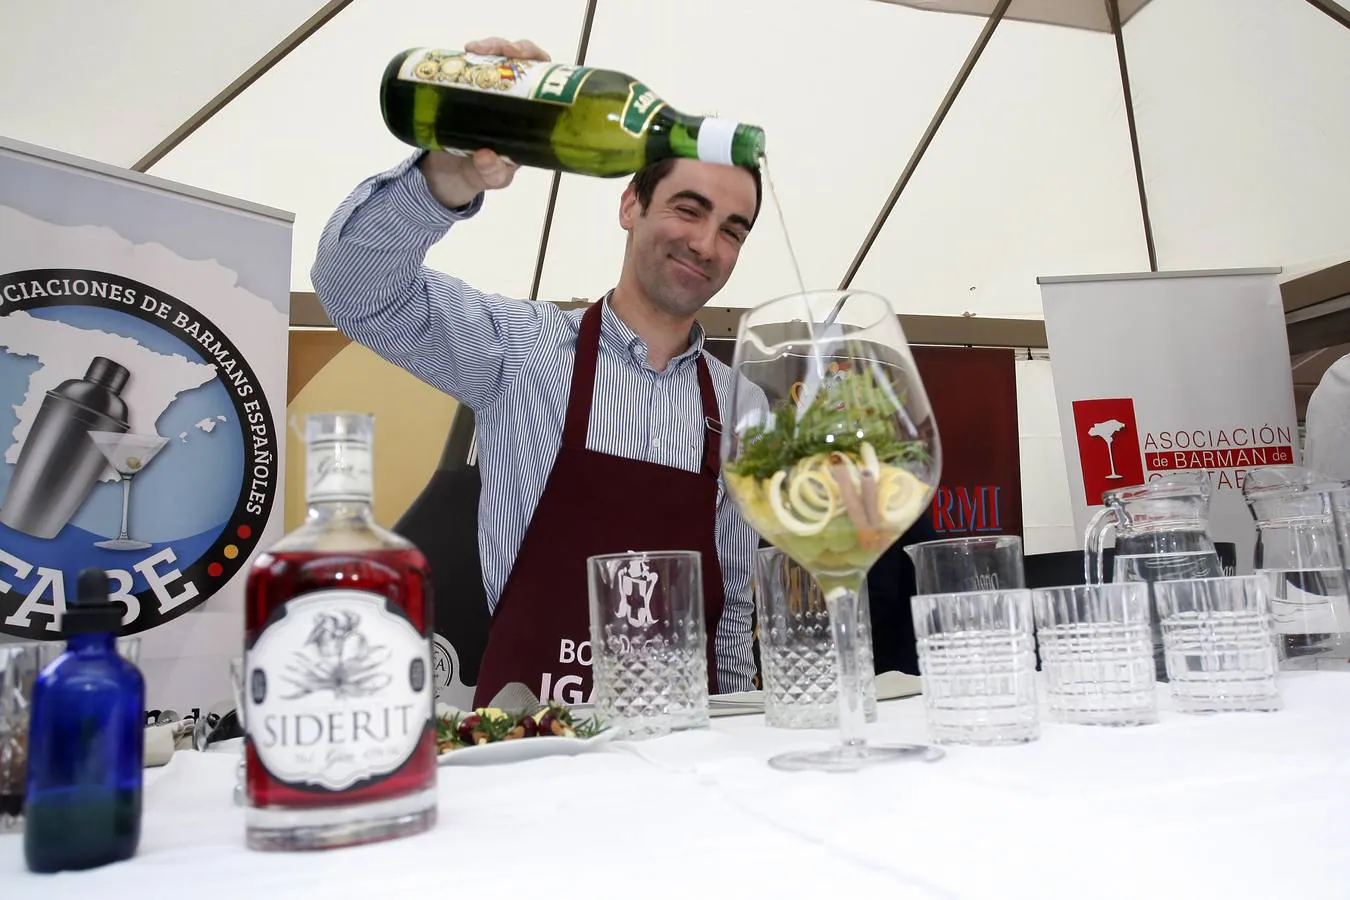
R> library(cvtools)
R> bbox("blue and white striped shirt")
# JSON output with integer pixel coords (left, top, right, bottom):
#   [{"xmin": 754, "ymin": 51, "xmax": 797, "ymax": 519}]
[{"xmin": 311, "ymin": 152, "xmax": 757, "ymax": 693}]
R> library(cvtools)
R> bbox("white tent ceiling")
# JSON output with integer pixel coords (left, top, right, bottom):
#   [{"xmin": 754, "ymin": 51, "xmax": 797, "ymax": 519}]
[
  {"xmin": 879, "ymin": 0, "xmax": 1155, "ymax": 32},
  {"xmin": 3, "ymin": 0, "xmax": 1348, "ymax": 321}
]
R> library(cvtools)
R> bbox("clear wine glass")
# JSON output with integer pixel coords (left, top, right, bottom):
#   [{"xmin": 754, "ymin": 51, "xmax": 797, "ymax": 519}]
[{"xmin": 723, "ymin": 290, "xmax": 943, "ymax": 772}]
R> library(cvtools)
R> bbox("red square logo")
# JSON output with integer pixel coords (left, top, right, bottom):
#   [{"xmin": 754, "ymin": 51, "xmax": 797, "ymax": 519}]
[{"xmin": 1072, "ymin": 398, "xmax": 1145, "ymax": 505}]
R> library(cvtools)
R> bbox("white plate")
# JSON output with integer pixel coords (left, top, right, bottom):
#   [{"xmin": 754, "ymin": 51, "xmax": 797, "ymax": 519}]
[
  {"xmin": 204, "ymin": 736, "xmax": 244, "ymax": 753},
  {"xmin": 437, "ymin": 729, "xmax": 618, "ymax": 766}
]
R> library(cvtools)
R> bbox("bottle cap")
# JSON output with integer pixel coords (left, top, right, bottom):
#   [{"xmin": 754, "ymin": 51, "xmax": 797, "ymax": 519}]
[
  {"xmin": 84, "ymin": 357, "xmax": 130, "ymax": 395},
  {"xmin": 305, "ymin": 411, "xmax": 374, "ymax": 447},
  {"xmin": 697, "ymin": 118, "xmax": 740, "ymax": 167},
  {"xmin": 63, "ymin": 568, "xmax": 125, "ymax": 635},
  {"xmin": 697, "ymin": 119, "xmax": 766, "ymax": 169}
]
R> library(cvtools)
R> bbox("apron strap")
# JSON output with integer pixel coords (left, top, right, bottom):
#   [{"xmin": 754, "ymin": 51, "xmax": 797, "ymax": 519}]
[
  {"xmin": 696, "ymin": 353, "xmax": 722, "ymax": 479},
  {"xmin": 561, "ymin": 301, "xmax": 603, "ymax": 450},
  {"xmin": 562, "ymin": 299, "xmax": 723, "ymax": 481}
]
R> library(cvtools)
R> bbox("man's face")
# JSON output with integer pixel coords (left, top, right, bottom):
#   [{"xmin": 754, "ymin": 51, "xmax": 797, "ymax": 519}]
[{"xmin": 620, "ymin": 159, "xmax": 758, "ymax": 318}]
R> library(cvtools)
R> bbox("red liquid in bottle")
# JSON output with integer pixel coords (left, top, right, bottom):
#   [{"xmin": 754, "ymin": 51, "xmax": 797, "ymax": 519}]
[{"xmin": 244, "ymin": 547, "xmax": 436, "ymax": 814}]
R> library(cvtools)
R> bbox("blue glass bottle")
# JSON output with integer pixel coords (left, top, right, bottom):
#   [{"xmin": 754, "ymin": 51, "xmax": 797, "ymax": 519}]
[{"xmin": 24, "ymin": 568, "xmax": 145, "ymax": 873}]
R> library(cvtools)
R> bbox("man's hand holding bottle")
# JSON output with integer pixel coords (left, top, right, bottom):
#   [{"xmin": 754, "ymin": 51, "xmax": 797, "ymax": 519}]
[{"xmin": 417, "ymin": 37, "xmax": 552, "ymax": 209}]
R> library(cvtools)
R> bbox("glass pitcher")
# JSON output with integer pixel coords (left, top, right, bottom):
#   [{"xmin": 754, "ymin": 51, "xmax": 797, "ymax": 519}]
[
  {"xmin": 1244, "ymin": 466, "xmax": 1350, "ymax": 669},
  {"xmin": 904, "ymin": 536, "xmax": 1025, "ymax": 595},
  {"xmin": 1085, "ymin": 471, "xmax": 1224, "ymax": 679}
]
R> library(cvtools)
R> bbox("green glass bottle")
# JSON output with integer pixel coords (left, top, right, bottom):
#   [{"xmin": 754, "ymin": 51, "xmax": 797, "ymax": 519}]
[{"xmin": 379, "ymin": 48, "xmax": 766, "ymax": 177}]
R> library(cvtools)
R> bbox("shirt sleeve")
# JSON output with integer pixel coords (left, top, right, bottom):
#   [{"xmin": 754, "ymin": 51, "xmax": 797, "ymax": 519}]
[
  {"xmin": 713, "ymin": 486, "xmax": 760, "ymax": 694},
  {"xmin": 310, "ymin": 152, "xmax": 545, "ymax": 411},
  {"xmin": 1304, "ymin": 353, "xmax": 1350, "ymax": 481}
]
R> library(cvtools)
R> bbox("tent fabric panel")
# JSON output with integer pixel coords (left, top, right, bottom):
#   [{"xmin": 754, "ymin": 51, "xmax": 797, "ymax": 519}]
[
  {"xmin": 537, "ymin": 0, "xmax": 986, "ymax": 308},
  {"xmin": 150, "ymin": 0, "xmax": 590, "ymax": 297},
  {"xmin": 872, "ymin": 0, "xmax": 1154, "ymax": 33},
  {"xmin": 852, "ymin": 18, "xmax": 1150, "ymax": 318},
  {"xmin": 0, "ymin": 0, "xmax": 329, "ymax": 168},
  {"xmin": 1126, "ymin": 0, "xmax": 1350, "ymax": 275}
]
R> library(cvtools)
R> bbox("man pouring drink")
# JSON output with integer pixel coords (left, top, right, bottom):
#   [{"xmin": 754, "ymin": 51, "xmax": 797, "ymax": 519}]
[{"xmin": 312, "ymin": 36, "xmax": 933, "ymax": 707}]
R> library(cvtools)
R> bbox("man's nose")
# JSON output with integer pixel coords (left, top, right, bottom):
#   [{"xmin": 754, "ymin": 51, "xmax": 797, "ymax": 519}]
[{"xmin": 686, "ymin": 222, "xmax": 717, "ymax": 259}]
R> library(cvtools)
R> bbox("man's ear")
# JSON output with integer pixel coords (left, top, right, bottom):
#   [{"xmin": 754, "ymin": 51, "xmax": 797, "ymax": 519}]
[{"xmin": 619, "ymin": 182, "xmax": 640, "ymax": 231}]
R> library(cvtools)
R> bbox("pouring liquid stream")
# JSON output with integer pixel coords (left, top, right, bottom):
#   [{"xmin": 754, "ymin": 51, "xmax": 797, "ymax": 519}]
[
  {"xmin": 760, "ymin": 153, "xmax": 830, "ymax": 391},
  {"xmin": 760, "ymin": 154, "xmax": 811, "ymax": 322}
]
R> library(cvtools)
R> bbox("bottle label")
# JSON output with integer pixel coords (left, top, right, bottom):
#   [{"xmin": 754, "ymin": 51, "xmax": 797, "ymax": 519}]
[
  {"xmin": 398, "ymin": 49, "xmax": 592, "ymax": 106},
  {"xmin": 620, "ymin": 81, "xmax": 666, "ymax": 137},
  {"xmin": 245, "ymin": 590, "xmax": 431, "ymax": 791},
  {"xmin": 306, "ymin": 439, "xmax": 372, "ymax": 503}
]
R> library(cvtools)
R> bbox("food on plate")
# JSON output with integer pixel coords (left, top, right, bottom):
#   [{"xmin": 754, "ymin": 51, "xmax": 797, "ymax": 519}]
[{"xmin": 435, "ymin": 701, "xmax": 602, "ymax": 754}]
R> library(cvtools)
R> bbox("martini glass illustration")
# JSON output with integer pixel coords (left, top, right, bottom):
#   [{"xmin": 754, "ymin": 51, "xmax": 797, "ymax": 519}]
[
  {"xmin": 88, "ymin": 431, "xmax": 169, "ymax": 550},
  {"xmin": 1089, "ymin": 419, "xmax": 1126, "ymax": 480}
]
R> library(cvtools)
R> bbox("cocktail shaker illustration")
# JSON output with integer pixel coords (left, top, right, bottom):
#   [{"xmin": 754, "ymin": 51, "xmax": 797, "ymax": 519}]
[{"xmin": 0, "ymin": 357, "xmax": 131, "ymax": 539}]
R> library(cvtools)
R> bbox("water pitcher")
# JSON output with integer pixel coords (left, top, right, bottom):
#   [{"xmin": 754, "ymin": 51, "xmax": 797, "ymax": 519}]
[
  {"xmin": 904, "ymin": 536, "xmax": 1025, "ymax": 595},
  {"xmin": 1085, "ymin": 471, "xmax": 1224, "ymax": 679},
  {"xmin": 1244, "ymin": 466, "xmax": 1350, "ymax": 669}
]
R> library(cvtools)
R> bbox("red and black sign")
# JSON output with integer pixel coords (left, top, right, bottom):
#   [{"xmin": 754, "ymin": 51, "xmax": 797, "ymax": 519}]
[{"xmin": 912, "ymin": 346, "xmax": 1023, "ymax": 538}]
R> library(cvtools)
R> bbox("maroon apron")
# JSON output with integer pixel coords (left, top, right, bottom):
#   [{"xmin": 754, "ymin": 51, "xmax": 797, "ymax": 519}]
[{"xmin": 472, "ymin": 301, "xmax": 726, "ymax": 708}]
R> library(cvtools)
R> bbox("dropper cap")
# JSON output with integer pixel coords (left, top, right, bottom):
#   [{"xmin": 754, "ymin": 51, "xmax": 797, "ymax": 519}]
[{"xmin": 63, "ymin": 568, "xmax": 124, "ymax": 635}]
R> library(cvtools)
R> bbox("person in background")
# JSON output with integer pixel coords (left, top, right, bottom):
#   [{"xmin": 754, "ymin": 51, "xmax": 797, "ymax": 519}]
[{"xmin": 1303, "ymin": 352, "xmax": 1350, "ymax": 480}]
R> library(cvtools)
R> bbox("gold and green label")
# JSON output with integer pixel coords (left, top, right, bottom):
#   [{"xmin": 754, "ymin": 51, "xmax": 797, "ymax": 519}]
[
  {"xmin": 398, "ymin": 49, "xmax": 591, "ymax": 105},
  {"xmin": 620, "ymin": 82, "xmax": 666, "ymax": 136},
  {"xmin": 531, "ymin": 64, "xmax": 592, "ymax": 104}
]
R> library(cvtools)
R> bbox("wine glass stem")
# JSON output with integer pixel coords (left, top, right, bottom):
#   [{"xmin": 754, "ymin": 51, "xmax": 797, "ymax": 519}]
[
  {"xmin": 117, "ymin": 475, "xmax": 132, "ymax": 540},
  {"xmin": 827, "ymin": 585, "xmax": 868, "ymax": 755}
]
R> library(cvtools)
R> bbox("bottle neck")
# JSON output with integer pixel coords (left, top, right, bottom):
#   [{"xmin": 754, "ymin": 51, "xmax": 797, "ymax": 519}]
[
  {"xmin": 305, "ymin": 439, "xmax": 374, "ymax": 509},
  {"xmin": 67, "ymin": 632, "xmax": 116, "ymax": 654},
  {"xmin": 305, "ymin": 500, "xmax": 376, "ymax": 526},
  {"xmin": 661, "ymin": 110, "xmax": 764, "ymax": 168}
]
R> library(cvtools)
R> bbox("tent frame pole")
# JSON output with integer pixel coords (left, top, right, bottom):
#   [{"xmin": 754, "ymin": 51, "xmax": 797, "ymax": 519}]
[
  {"xmin": 839, "ymin": 0, "xmax": 1013, "ymax": 290},
  {"xmin": 529, "ymin": 0, "xmax": 601, "ymax": 301},
  {"xmin": 132, "ymin": 0, "xmax": 356, "ymax": 172},
  {"xmin": 1107, "ymin": 0, "xmax": 1158, "ymax": 271},
  {"xmin": 1304, "ymin": 0, "xmax": 1350, "ymax": 29}
]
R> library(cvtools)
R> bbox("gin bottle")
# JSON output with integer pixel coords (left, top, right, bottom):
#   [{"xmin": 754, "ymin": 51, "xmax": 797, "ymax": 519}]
[
  {"xmin": 242, "ymin": 412, "xmax": 437, "ymax": 851},
  {"xmin": 380, "ymin": 47, "xmax": 766, "ymax": 176}
]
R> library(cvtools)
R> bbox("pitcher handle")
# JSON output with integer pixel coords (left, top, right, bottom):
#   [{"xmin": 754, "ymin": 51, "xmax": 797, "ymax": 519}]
[{"xmin": 1084, "ymin": 506, "xmax": 1115, "ymax": 585}]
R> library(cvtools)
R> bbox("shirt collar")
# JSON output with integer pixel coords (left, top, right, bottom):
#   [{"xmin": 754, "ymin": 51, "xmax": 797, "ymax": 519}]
[{"xmin": 598, "ymin": 292, "xmax": 706, "ymax": 370}]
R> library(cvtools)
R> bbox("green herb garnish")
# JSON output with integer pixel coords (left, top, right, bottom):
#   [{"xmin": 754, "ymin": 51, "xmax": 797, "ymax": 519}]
[{"xmin": 729, "ymin": 362, "xmax": 929, "ymax": 480}]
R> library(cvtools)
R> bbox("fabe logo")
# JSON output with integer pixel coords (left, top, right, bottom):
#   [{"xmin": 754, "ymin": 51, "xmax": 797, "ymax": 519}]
[
  {"xmin": 0, "ymin": 268, "xmax": 278, "ymax": 640},
  {"xmin": 1072, "ymin": 398, "xmax": 1146, "ymax": 505}
]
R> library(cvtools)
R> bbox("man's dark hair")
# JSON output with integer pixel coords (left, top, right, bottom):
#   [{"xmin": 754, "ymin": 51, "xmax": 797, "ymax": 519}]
[{"xmin": 629, "ymin": 157, "xmax": 763, "ymax": 228}]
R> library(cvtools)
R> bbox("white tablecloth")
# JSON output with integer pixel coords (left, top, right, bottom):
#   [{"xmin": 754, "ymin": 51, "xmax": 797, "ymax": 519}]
[{"xmin": 5, "ymin": 671, "xmax": 1349, "ymax": 899}]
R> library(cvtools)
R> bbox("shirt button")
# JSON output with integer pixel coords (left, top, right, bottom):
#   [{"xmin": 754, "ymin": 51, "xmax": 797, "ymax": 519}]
[{"xmin": 651, "ymin": 438, "xmax": 661, "ymax": 447}]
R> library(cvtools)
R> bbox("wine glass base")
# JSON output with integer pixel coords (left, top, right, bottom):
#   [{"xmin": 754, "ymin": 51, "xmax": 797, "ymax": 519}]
[
  {"xmin": 768, "ymin": 742, "xmax": 944, "ymax": 773},
  {"xmin": 95, "ymin": 539, "xmax": 151, "ymax": 551}
]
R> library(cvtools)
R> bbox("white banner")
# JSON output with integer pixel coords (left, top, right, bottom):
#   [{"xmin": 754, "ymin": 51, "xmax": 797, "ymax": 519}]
[
  {"xmin": 0, "ymin": 137, "xmax": 292, "ymax": 715},
  {"xmin": 1039, "ymin": 268, "xmax": 1299, "ymax": 574}
]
